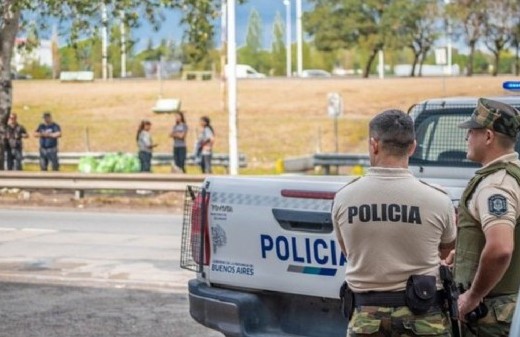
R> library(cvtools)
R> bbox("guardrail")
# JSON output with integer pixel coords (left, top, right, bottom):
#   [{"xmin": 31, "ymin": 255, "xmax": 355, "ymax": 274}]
[
  {"xmin": 313, "ymin": 153, "xmax": 370, "ymax": 174},
  {"xmin": 0, "ymin": 171, "xmax": 205, "ymax": 199},
  {"xmin": 282, "ymin": 153, "xmax": 370, "ymax": 174},
  {"xmin": 23, "ymin": 152, "xmax": 247, "ymax": 169}
]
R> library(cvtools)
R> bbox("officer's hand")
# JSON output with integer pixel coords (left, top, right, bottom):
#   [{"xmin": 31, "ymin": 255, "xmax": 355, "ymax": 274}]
[
  {"xmin": 441, "ymin": 249, "xmax": 455, "ymax": 267},
  {"xmin": 458, "ymin": 290, "xmax": 480, "ymax": 322}
]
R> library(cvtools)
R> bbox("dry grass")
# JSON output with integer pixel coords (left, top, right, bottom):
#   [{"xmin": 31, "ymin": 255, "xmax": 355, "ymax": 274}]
[{"xmin": 13, "ymin": 76, "xmax": 510, "ymax": 173}]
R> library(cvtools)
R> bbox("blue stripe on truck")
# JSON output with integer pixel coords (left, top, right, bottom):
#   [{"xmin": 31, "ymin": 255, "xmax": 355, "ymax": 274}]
[{"xmin": 287, "ymin": 264, "xmax": 337, "ymax": 277}]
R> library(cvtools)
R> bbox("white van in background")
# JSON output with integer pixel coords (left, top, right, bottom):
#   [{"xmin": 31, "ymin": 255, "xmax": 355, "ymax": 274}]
[{"xmin": 225, "ymin": 64, "xmax": 266, "ymax": 79}]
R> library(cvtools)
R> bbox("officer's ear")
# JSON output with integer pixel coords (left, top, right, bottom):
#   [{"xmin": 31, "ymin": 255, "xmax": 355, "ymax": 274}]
[
  {"xmin": 407, "ymin": 140, "xmax": 417, "ymax": 157},
  {"xmin": 485, "ymin": 129, "xmax": 495, "ymax": 145},
  {"xmin": 369, "ymin": 137, "xmax": 379, "ymax": 155}
]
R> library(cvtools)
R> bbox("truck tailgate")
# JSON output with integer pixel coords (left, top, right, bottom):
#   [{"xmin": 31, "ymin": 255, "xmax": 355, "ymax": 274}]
[{"xmin": 204, "ymin": 176, "xmax": 352, "ymax": 299}]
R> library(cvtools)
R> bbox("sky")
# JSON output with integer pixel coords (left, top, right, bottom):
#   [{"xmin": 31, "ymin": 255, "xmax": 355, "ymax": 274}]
[{"xmin": 132, "ymin": 0, "xmax": 310, "ymax": 52}]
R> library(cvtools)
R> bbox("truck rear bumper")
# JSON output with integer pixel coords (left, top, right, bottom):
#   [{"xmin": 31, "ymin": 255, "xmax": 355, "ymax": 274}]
[
  {"xmin": 188, "ymin": 279, "xmax": 262, "ymax": 337},
  {"xmin": 188, "ymin": 279, "xmax": 346, "ymax": 337}
]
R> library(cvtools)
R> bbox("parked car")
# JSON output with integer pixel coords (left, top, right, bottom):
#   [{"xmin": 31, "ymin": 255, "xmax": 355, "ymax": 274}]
[{"xmin": 225, "ymin": 64, "xmax": 266, "ymax": 79}]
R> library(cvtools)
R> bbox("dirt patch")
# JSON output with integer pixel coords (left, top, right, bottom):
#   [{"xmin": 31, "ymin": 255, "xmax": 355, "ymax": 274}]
[{"xmin": 0, "ymin": 188, "xmax": 184, "ymax": 213}]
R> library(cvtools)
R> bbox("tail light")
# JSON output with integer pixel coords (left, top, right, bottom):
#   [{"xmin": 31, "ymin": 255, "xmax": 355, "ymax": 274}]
[{"xmin": 191, "ymin": 190, "xmax": 210, "ymax": 266}]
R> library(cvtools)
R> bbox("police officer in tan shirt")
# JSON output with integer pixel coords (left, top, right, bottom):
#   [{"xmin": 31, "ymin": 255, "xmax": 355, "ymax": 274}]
[
  {"xmin": 453, "ymin": 98, "xmax": 520, "ymax": 336},
  {"xmin": 333, "ymin": 109, "xmax": 456, "ymax": 336}
]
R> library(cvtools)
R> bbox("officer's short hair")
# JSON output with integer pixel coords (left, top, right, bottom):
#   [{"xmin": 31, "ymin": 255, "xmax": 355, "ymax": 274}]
[
  {"xmin": 496, "ymin": 132, "xmax": 517, "ymax": 149},
  {"xmin": 369, "ymin": 109, "xmax": 415, "ymax": 157}
]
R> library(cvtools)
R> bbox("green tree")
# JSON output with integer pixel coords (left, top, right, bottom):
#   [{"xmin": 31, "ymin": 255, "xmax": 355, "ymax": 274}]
[
  {"xmin": 512, "ymin": 22, "xmax": 520, "ymax": 75},
  {"xmin": 59, "ymin": 36, "xmax": 104, "ymax": 77},
  {"xmin": 246, "ymin": 9, "xmax": 263, "ymax": 54},
  {"xmin": 482, "ymin": 0, "xmax": 518, "ymax": 76},
  {"xmin": 108, "ymin": 24, "xmax": 136, "ymax": 78},
  {"xmin": 19, "ymin": 61, "xmax": 52, "ymax": 79},
  {"xmin": 447, "ymin": 0, "xmax": 487, "ymax": 76},
  {"xmin": 238, "ymin": 8, "xmax": 264, "ymax": 70},
  {"xmin": 305, "ymin": 0, "xmax": 407, "ymax": 78},
  {"xmin": 398, "ymin": 0, "xmax": 439, "ymax": 77},
  {"xmin": 271, "ymin": 11, "xmax": 286, "ymax": 76}
]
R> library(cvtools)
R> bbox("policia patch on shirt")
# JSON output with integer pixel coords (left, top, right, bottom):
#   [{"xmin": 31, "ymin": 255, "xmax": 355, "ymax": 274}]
[{"xmin": 488, "ymin": 194, "xmax": 508, "ymax": 216}]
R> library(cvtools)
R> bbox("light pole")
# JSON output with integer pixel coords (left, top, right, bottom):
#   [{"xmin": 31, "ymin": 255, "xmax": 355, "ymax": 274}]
[
  {"xmin": 283, "ymin": 0, "xmax": 292, "ymax": 77},
  {"xmin": 227, "ymin": 0, "xmax": 238, "ymax": 175},
  {"xmin": 220, "ymin": 1, "xmax": 227, "ymax": 110},
  {"xmin": 296, "ymin": 0, "xmax": 303, "ymax": 77},
  {"xmin": 120, "ymin": 11, "xmax": 127, "ymax": 78},
  {"xmin": 101, "ymin": 2, "xmax": 108, "ymax": 81},
  {"xmin": 444, "ymin": 0, "xmax": 452, "ymax": 75}
]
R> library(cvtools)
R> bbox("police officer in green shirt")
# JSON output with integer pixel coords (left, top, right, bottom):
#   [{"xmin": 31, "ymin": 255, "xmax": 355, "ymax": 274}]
[{"xmin": 455, "ymin": 98, "xmax": 520, "ymax": 336}]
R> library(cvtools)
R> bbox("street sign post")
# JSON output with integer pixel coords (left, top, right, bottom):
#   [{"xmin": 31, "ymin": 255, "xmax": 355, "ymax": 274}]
[{"xmin": 327, "ymin": 92, "xmax": 343, "ymax": 153}]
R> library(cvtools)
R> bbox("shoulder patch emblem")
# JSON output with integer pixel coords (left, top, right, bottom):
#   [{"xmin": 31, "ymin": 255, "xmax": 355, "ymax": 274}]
[{"xmin": 488, "ymin": 194, "xmax": 508, "ymax": 216}]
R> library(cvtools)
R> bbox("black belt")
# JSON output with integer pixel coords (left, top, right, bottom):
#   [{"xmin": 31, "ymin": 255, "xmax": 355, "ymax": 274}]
[{"xmin": 354, "ymin": 291, "xmax": 444, "ymax": 307}]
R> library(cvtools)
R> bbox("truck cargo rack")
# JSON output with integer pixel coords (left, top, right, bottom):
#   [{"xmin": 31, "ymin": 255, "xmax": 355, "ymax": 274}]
[{"xmin": 180, "ymin": 185, "xmax": 203, "ymax": 272}]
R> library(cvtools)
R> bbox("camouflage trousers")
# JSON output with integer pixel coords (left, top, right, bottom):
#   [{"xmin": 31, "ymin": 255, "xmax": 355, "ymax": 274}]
[
  {"xmin": 347, "ymin": 306, "xmax": 451, "ymax": 337},
  {"xmin": 461, "ymin": 293, "xmax": 516, "ymax": 337}
]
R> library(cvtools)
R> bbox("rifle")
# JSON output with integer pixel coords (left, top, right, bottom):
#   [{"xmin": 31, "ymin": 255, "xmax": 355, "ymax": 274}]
[{"xmin": 440, "ymin": 265, "xmax": 461, "ymax": 337}]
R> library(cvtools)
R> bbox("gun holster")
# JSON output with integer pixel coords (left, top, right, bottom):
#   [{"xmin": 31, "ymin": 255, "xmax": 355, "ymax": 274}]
[{"xmin": 339, "ymin": 282, "xmax": 354, "ymax": 320}]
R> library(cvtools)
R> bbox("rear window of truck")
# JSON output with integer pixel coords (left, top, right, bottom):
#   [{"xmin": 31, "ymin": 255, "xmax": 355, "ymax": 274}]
[{"xmin": 409, "ymin": 104, "xmax": 520, "ymax": 167}]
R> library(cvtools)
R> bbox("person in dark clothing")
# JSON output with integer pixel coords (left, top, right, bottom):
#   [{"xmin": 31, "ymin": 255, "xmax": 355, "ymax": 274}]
[
  {"xmin": 34, "ymin": 112, "xmax": 61, "ymax": 171},
  {"xmin": 170, "ymin": 111, "xmax": 188, "ymax": 173},
  {"xmin": 5, "ymin": 113, "xmax": 28, "ymax": 170}
]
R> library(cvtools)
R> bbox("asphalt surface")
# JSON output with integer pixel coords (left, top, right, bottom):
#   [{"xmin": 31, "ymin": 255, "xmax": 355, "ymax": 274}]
[
  {"xmin": 0, "ymin": 209, "xmax": 188, "ymax": 289},
  {"xmin": 0, "ymin": 209, "xmax": 223, "ymax": 337}
]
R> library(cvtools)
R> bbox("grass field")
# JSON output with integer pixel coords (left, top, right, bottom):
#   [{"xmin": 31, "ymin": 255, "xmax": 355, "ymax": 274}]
[{"xmin": 12, "ymin": 76, "xmax": 511, "ymax": 174}]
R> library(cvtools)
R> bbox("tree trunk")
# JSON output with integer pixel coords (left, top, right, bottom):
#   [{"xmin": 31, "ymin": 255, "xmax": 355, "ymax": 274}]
[
  {"xmin": 363, "ymin": 48, "xmax": 379, "ymax": 78},
  {"xmin": 493, "ymin": 50, "xmax": 500, "ymax": 76},
  {"xmin": 418, "ymin": 46, "xmax": 430, "ymax": 77},
  {"xmin": 0, "ymin": 5, "xmax": 21, "ymax": 170},
  {"xmin": 418, "ymin": 54, "xmax": 424, "ymax": 77},
  {"xmin": 410, "ymin": 50, "xmax": 420, "ymax": 77},
  {"xmin": 467, "ymin": 41, "xmax": 476, "ymax": 77},
  {"xmin": 515, "ymin": 41, "xmax": 520, "ymax": 76},
  {"xmin": 0, "ymin": 6, "xmax": 20, "ymax": 123}
]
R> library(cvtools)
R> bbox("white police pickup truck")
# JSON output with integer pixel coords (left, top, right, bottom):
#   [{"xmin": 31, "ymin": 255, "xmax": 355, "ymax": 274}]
[{"xmin": 180, "ymin": 94, "xmax": 520, "ymax": 337}]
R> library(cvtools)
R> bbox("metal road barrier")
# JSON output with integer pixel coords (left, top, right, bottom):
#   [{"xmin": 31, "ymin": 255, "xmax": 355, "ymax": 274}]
[
  {"xmin": 23, "ymin": 152, "xmax": 247, "ymax": 168},
  {"xmin": 0, "ymin": 172, "xmax": 204, "ymax": 199},
  {"xmin": 281, "ymin": 153, "xmax": 370, "ymax": 174},
  {"xmin": 313, "ymin": 153, "xmax": 370, "ymax": 174}
]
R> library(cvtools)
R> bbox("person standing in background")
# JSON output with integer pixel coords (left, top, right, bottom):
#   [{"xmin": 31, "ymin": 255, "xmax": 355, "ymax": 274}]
[
  {"xmin": 170, "ymin": 111, "xmax": 188, "ymax": 173},
  {"xmin": 197, "ymin": 116, "xmax": 215, "ymax": 174},
  {"xmin": 136, "ymin": 120, "xmax": 157, "ymax": 172},
  {"xmin": 5, "ymin": 113, "xmax": 28, "ymax": 170},
  {"xmin": 34, "ymin": 112, "xmax": 61, "ymax": 171}
]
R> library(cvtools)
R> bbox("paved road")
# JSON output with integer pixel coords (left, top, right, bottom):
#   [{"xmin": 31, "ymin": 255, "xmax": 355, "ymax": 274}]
[
  {"xmin": 0, "ymin": 209, "xmax": 222, "ymax": 337},
  {"xmin": 0, "ymin": 209, "xmax": 188, "ymax": 289}
]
